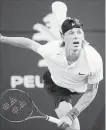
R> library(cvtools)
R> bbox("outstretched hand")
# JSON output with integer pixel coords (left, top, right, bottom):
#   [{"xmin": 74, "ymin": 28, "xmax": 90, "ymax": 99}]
[{"xmin": 57, "ymin": 115, "xmax": 72, "ymax": 129}]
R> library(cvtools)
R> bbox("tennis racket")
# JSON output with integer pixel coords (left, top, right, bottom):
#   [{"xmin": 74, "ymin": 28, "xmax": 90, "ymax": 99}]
[{"xmin": 0, "ymin": 89, "xmax": 60, "ymax": 125}]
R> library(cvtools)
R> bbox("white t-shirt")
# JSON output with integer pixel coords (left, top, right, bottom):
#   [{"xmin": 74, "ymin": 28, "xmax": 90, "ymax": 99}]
[{"xmin": 37, "ymin": 41, "xmax": 103, "ymax": 93}]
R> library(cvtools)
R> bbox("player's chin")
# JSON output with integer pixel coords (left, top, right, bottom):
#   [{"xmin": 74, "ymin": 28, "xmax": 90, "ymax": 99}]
[{"xmin": 72, "ymin": 46, "xmax": 80, "ymax": 51}]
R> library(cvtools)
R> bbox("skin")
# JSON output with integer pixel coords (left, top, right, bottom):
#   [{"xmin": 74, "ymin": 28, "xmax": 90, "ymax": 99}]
[{"xmin": 62, "ymin": 28, "xmax": 85, "ymax": 64}]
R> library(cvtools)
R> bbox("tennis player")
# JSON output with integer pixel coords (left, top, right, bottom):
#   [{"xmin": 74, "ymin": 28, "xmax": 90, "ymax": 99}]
[{"xmin": 0, "ymin": 18, "xmax": 103, "ymax": 130}]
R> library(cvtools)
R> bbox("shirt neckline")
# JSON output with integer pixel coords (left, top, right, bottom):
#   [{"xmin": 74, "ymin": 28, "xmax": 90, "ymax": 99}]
[{"xmin": 58, "ymin": 47, "xmax": 82, "ymax": 68}]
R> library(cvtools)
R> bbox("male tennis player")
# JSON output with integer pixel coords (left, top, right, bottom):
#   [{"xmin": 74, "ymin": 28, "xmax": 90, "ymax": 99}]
[{"xmin": 0, "ymin": 18, "xmax": 103, "ymax": 130}]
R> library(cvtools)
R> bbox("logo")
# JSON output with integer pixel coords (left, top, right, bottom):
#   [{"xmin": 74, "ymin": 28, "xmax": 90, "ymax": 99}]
[
  {"xmin": 72, "ymin": 23, "xmax": 75, "ymax": 26},
  {"xmin": 2, "ymin": 97, "xmax": 26, "ymax": 114}
]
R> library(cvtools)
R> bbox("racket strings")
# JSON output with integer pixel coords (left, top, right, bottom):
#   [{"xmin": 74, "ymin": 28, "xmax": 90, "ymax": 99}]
[
  {"xmin": 2, "ymin": 96, "xmax": 27, "ymax": 114},
  {"xmin": 0, "ymin": 89, "xmax": 49, "ymax": 122},
  {"xmin": 2, "ymin": 102, "xmax": 10, "ymax": 110},
  {"xmin": 2, "ymin": 97, "xmax": 17, "ymax": 111},
  {"xmin": 9, "ymin": 97, "xmax": 17, "ymax": 106},
  {"xmin": 12, "ymin": 106, "xmax": 19, "ymax": 114}
]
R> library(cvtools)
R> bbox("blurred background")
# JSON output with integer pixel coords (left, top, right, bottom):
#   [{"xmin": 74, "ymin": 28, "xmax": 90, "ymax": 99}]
[{"xmin": 0, "ymin": 0, "xmax": 105, "ymax": 130}]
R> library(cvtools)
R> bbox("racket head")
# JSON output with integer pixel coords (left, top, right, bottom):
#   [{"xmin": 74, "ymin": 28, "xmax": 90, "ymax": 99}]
[{"xmin": 0, "ymin": 89, "xmax": 34, "ymax": 122}]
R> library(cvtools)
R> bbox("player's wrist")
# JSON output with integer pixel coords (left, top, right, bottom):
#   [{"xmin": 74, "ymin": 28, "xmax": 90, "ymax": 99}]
[{"xmin": 66, "ymin": 107, "xmax": 80, "ymax": 122}]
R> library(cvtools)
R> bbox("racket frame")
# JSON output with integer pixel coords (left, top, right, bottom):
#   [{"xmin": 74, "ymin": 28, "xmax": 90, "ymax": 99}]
[
  {"xmin": 0, "ymin": 89, "xmax": 60, "ymax": 124},
  {"xmin": 0, "ymin": 89, "xmax": 34, "ymax": 122}
]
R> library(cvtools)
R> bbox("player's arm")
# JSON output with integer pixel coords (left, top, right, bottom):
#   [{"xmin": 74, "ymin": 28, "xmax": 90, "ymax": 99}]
[
  {"xmin": 0, "ymin": 34, "xmax": 41, "ymax": 52},
  {"xmin": 66, "ymin": 53, "xmax": 103, "ymax": 122},
  {"xmin": 73, "ymin": 83, "xmax": 98, "ymax": 115},
  {"xmin": 57, "ymin": 83, "xmax": 99, "ymax": 129},
  {"xmin": 66, "ymin": 83, "xmax": 99, "ymax": 122}
]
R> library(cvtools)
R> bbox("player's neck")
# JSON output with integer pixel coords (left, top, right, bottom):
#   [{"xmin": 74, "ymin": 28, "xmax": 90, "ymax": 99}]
[{"xmin": 66, "ymin": 49, "xmax": 81, "ymax": 65}]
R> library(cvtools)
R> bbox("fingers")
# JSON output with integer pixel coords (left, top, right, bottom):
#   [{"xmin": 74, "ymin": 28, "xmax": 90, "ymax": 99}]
[
  {"xmin": 58, "ymin": 122, "xmax": 70, "ymax": 129},
  {"xmin": 57, "ymin": 115, "xmax": 72, "ymax": 129}
]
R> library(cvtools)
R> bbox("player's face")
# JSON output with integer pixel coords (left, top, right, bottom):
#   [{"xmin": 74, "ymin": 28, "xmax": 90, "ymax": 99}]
[{"xmin": 63, "ymin": 28, "xmax": 84, "ymax": 53}]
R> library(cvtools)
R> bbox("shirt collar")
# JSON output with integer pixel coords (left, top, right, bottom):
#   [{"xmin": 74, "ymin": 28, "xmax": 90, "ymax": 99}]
[
  {"xmin": 57, "ymin": 40, "xmax": 90, "ymax": 67},
  {"xmin": 57, "ymin": 47, "xmax": 78, "ymax": 68}
]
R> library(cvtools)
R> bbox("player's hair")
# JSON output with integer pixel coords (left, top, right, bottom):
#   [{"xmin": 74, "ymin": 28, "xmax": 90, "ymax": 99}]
[{"xmin": 61, "ymin": 17, "xmax": 83, "ymax": 35}]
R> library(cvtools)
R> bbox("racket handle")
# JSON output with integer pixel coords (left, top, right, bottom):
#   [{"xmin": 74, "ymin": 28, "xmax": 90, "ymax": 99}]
[{"xmin": 47, "ymin": 116, "xmax": 60, "ymax": 124}]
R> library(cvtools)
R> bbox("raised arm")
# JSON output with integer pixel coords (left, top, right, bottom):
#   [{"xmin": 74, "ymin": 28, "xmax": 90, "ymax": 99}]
[{"xmin": 0, "ymin": 34, "xmax": 41, "ymax": 52}]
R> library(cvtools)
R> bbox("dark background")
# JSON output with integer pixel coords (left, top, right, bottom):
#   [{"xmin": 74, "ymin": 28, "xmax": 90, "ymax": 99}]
[{"xmin": 0, "ymin": 0, "xmax": 105, "ymax": 130}]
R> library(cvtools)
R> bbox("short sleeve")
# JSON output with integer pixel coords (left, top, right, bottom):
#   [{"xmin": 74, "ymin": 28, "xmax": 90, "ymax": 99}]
[
  {"xmin": 88, "ymin": 67, "xmax": 103, "ymax": 84},
  {"xmin": 37, "ymin": 40, "xmax": 61, "ymax": 58},
  {"xmin": 37, "ymin": 41, "xmax": 55, "ymax": 58},
  {"xmin": 37, "ymin": 44, "xmax": 48, "ymax": 58},
  {"xmin": 88, "ymin": 57, "xmax": 103, "ymax": 84}
]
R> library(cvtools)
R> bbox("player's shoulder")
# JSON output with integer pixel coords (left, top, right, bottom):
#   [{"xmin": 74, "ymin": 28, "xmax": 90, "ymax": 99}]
[
  {"xmin": 85, "ymin": 45, "xmax": 103, "ymax": 71},
  {"xmin": 43, "ymin": 40, "xmax": 62, "ymax": 52},
  {"xmin": 37, "ymin": 40, "xmax": 62, "ymax": 55},
  {"xmin": 85, "ymin": 45, "xmax": 103, "ymax": 72},
  {"xmin": 84, "ymin": 44, "xmax": 103, "ymax": 72},
  {"xmin": 45, "ymin": 40, "xmax": 62, "ymax": 48},
  {"xmin": 85, "ymin": 44, "xmax": 102, "ymax": 62}
]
